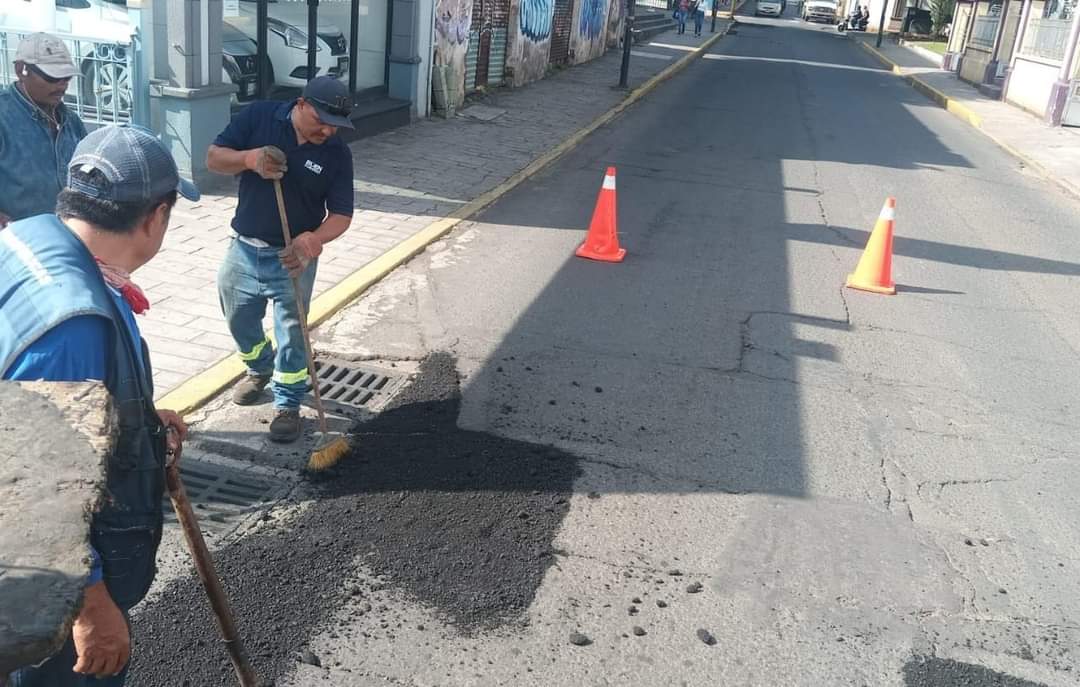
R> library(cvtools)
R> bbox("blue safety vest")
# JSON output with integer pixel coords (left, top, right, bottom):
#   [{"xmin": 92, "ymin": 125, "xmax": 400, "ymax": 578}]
[{"xmin": 0, "ymin": 214, "xmax": 164, "ymax": 611}]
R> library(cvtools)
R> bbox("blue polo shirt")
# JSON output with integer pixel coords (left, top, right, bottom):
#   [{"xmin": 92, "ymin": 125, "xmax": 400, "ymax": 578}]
[{"xmin": 213, "ymin": 100, "xmax": 354, "ymax": 246}]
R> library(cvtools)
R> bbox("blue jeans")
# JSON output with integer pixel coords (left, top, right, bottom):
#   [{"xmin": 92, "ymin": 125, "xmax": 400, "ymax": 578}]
[
  {"xmin": 676, "ymin": 10, "xmax": 687, "ymax": 31},
  {"xmin": 218, "ymin": 237, "xmax": 318, "ymax": 409},
  {"xmin": 694, "ymin": 10, "xmax": 704, "ymax": 32},
  {"xmin": 8, "ymin": 634, "xmax": 128, "ymax": 686}
]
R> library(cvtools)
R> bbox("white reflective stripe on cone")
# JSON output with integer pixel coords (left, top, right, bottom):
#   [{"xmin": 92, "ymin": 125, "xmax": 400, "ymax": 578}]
[
  {"xmin": 602, "ymin": 175, "xmax": 617, "ymax": 190},
  {"xmin": 879, "ymin": 207, "xmax": 896, "ymax": 221}
]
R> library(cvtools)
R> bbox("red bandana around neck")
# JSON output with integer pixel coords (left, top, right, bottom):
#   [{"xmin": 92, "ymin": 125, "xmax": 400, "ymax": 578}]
[{"xmin": 94, "ymin": 258, "xmax": 150, "ymax": 314}]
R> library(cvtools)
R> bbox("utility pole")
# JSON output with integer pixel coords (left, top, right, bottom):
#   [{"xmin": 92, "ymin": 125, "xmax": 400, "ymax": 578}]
[
  {"xmin": 876, "ymin": 0, "xmax": 888, "ymax": 47},
  {"xmin": 619, "ymin": 0, "xmax": 636, "ymax": 88},
  {"xmin": 711, "ymin": 0, "xmax": 718, "ymax": 32},
  {"xmin": 307, "ymin": 0, "xmax": 319, "ymax": 81},
  {"xmin": 256, "ymin": 0, "xmax": 269, "ymax": 99}
]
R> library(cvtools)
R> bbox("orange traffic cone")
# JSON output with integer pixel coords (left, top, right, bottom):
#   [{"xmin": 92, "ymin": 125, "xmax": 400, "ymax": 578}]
[
  {"xmin": 846, "ymin": 197, "xmax": 897, "ymax": 295},
  {"xmin": 576, "ymin": 167, "xmax": 626, "ymax": 263}
]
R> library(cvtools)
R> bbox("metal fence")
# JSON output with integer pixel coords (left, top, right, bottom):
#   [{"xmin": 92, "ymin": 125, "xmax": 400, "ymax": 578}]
[
  {"xmin": 0, "ymin": 28, "xmax": 136, "ymax": 126},
  {"xmin": 1020, "ymin": 17, "xmax": 1071, "ymax": 62},
  {"xmin": 969, "ymin": 15, "xmax": 1000, "ymax": 49}
]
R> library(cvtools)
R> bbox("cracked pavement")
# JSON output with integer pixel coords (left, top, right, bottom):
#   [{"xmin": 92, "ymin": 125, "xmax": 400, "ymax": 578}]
[{"xmin": 132, "ymin": 9, "xmax": 1080, "ymax": 687}]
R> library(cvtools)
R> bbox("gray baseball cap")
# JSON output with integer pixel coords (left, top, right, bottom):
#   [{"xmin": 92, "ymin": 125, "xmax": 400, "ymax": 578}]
[
  {"xmin": 68, "ymin": 125, "xmax": 200, "ymax": 203},
  {"xmin": 15, "ymin": 32, "xmax": 78, "ymax": 79}
]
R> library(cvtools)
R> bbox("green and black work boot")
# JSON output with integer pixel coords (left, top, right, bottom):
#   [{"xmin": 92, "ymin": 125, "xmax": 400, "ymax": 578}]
[
  {"xmin": 232, "ymin": 373, "xmax": 271, "ymax": 406},
  {"xmin": 269, "ymin": 409, "xmax": 302, "ymax": 443}
]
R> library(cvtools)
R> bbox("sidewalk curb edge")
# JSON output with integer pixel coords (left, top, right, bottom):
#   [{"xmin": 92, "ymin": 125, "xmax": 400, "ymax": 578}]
[
  {"xmin": 157, "ymin": 28, "xmax": 730, "ymax": 417},
  {"xmin": 857, "ymin": 40, "xmax": 1080, "ymax": 202}
]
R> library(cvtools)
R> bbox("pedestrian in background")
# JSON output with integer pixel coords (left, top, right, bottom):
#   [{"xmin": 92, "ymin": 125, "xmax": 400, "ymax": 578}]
[
  {"xmin": 0, "ymin": 32, "xmax": 86, "ymax": 228},
  {"xmin": 677, "ymin": 0, "xmax": 690, "ymax": 33},
  {"xmin": 693, "ymin": 0, "xmax": 705, "ymax": 35},
  {"xmin": 2, "ymin": 124, "xmax": 196, "ymax": 686}
]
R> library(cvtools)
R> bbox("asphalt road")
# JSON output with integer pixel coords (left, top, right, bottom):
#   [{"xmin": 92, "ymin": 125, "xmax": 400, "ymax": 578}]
[{"xmin": 132, "ymin": 8, "xmax": 1080, "ymax": 687}]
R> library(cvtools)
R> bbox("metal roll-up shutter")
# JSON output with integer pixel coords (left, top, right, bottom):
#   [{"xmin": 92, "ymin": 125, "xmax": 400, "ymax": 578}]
[
  {"xmin": 464, "ymin": 29, "xmax": 480, "ymax": 91},
  {"xmin": 488, "ymin": 27, "xmax": 508, "ymax": 85},
  {"xmin": 550, "ymin": 0, "xmax": 574, "ymax": 65}
]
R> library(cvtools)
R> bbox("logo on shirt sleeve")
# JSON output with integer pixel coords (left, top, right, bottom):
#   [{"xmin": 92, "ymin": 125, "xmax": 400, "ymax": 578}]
[{"xmin": 304, "ymin": 159, "xmax": 324, "ymax": 175}]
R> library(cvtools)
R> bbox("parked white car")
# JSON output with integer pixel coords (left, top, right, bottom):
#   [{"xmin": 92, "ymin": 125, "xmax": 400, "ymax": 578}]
[
  {"xmin": 756, "ymin": 0, "xmax": 784, "ymax": 17},
  {"xmin": 225, "ymin": 0, "xmax": 350, "ymax": 89},
  {"xmin": 0, "ymin": 0, "xmax": 259, "ymax": 118},
  {"xmin": 802, "ymin": 0, "xmax": 838, "ymax": 22}
]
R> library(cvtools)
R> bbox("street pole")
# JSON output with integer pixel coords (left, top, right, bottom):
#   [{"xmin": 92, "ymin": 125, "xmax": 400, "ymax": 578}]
[
  {"xmin": 256, "ymin": 0, "xmax": 269, "ymax": 98},
  {"xmin": 711, "ymin": 0, "xmax": 718, "ymax": 32},
  {"xmin": 307, "ymin": 0, "xmax": 319, "ymax": 81},
  {"xmin": 876, "ymin": 0, "xmax": 888, "ymax": 47},
  {"xmin": 349, "ymin": 0, "xmax": 360, "ymax": 93},
  {"xmin": 619, "ymin": 0, "xmax": 636, "ymax": 88}
]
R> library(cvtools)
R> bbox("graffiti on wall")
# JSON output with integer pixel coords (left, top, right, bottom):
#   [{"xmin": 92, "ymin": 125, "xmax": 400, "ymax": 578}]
[
  {"xmin": 509, "ymin": 0, "xmax": 554, "ymax": 85},
  {"xmin": 434, "ymin": 0, "xmax": 474, "ymax": 107},
  {"xmin": 520, "ymin": 0, "xmax": 554, "ymax": 40},
  {"xmin": 578, "ymin": 0, "xmax": 605, "ymax": 40},
  {"xmin": 605, "ymin": 0, "xmax": 624, "ymax": 48},
  {"xmin": 570, "ymin": 0, "xmax": 608, "ymax": 62}
]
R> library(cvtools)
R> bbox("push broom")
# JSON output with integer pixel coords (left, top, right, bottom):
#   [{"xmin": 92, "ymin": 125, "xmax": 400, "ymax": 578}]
[{"xmin": 272, "ymin": 179, "xmax": 350, "ymax": 471}]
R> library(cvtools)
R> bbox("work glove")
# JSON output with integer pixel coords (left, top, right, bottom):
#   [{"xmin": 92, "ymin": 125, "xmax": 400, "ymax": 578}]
[
  {"xmin": 279, "ymin": 232, "xmax": 323, "ymax": 278},
  {"xmin": 245, "ymin": 145, "xmax": 287, "ymax": 180}
]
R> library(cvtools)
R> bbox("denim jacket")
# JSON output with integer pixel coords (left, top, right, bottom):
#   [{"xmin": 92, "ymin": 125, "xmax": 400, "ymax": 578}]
[{"xmin": 0, "ymin": 85, "xmax": 87, "ymax": 222}]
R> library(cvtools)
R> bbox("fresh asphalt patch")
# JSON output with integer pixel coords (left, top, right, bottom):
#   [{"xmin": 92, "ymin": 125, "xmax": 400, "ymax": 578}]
[
  {"xmin": 903, "ymin": 656, "xmax": 1049, "ymax": 687},
  {"xmin": 128, "ymin": 353, "xmax": 580, "ymax": 686}
]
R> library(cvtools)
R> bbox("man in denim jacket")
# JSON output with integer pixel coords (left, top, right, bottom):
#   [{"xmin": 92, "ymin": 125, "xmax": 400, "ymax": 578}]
[{"xmin": 0, "ymin": 33, "xmax": 87, "ymax": 227}]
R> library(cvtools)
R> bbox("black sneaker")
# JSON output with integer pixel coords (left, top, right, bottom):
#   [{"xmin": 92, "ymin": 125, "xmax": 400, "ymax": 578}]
[
  {"xmin": 232, "ymin": 374, "xmax": 271, "ymax": 406},
  {"xmin": 269, "ymin": 409, "xmax": 301, "ymax": 443}
]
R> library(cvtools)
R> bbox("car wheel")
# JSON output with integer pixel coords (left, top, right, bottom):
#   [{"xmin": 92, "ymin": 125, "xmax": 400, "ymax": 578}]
[{"xmin": 80, "ymin": 48, "xmax": 132, "ymax": 120}]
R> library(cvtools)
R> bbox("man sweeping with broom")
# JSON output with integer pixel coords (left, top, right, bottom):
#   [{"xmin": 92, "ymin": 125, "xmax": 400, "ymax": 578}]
[{"xmin": 207, "ymin": 76, "xmax": 355, "ymax": 461}]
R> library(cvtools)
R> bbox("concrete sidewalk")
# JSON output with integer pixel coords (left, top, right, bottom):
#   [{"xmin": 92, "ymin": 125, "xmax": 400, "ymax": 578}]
[
  {"xmin": 138, "ymin": 26, "xmax": 729, "ymax": 402},
  {"xmin": 855, "ymin": 34, "xmax": 1080, "ymax": 199}
]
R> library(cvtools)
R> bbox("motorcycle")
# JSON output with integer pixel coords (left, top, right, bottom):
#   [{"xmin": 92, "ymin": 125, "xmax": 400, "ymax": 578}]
[{"xmin": 837, "ymin": 14, "xmax": 869, "ymax": 31}]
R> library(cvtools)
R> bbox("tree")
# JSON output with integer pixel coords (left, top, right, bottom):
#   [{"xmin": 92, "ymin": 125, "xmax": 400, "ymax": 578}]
[{"xmin": 931, "ymin": 0, "xmax": 956, "ymax": 38}]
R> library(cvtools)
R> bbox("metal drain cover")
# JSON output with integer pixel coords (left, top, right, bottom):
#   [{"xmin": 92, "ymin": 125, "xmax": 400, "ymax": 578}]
[
  {"xmin": 313, "ymin": 358, "xmax": 404, "ymax": 410},
  {"xmin": 163, "ymin": 459, "xmax": 280, "ymax": 532}
]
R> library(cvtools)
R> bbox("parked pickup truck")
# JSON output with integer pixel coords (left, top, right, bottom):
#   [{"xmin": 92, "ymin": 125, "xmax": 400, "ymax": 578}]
[{"xmin": 802, "ymin": 0, "xmax": 839, "ymax": 22}]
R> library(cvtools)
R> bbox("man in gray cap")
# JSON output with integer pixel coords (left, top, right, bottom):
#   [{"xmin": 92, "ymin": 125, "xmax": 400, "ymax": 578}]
[
  {"xmin": 207, "ymin": 75, "xmax": 355, "ymax": 443},
  {"xmin": 0, "ymin": 32, "xmax": 86, "ymax": 227},
  {"xmin": 1, "ymin": 125, "xmax": 197, "ymax": 686}
]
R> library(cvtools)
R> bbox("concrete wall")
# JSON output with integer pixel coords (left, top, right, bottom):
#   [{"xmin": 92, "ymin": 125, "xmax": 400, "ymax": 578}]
[
  {"xmin": 998, "ymin": 8, "xmax": 1022, "ymax": 66},
  {"xmin": 570, "ymin": 0, "xmax": 609, "ymax": 64},
  {"xmin": 960, "ymin": 44, "xmax": 993, "ymax": 82},
  {"xmin": 433, "ymin": 0, "xmax": 475, "ymax": 107},
  {"xmin": 605, "ymin": 0, "xmax": 624, "ymax": 49},
  {"xmin": 506, "ymin": 0, "xmax": 556, "ymax": 86},
  {"xmin": 948, "ymin": 3, "xmax": 973, "ymax": 53},
  {"xmin": 1006, "ymin": 56, "xmax": 1058, "ymax": 115}
]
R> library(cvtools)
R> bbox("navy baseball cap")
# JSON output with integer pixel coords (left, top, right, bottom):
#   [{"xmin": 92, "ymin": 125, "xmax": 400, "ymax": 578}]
[
  {"xmin": 68, "ymin": 125, "xmax": 200, "ymax": 204},
  {"xmin": 302, "ymin": 76, "xmax": 355, "ymax": 130}
]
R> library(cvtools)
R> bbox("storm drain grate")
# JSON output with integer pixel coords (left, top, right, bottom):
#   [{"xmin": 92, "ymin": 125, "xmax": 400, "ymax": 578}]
[
  {"xmin": 163, "ymin": 459, "xmax": 280, "ymax": 531},
  {"xmin": 313, "ymin": 358, "xmax": 404, "ymax": 410}
]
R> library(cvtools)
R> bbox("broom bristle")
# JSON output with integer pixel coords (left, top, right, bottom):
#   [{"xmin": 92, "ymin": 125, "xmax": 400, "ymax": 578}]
[{"xmin": 307, "ymin": 436, "xmax": 350, "ymax": 471}]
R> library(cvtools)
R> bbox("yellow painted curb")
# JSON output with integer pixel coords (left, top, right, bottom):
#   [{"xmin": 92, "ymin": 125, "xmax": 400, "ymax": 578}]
[
  {"xmin": 858, "ymin": 40, "xmax": 982, "ymax": 127},
  {"xmin": 855, "ymin": 40, "xmax": 1080, "ymax": 202},
  {"xmin": 157, "ymin": 28, "xmax": 732, "ymax": 417}
]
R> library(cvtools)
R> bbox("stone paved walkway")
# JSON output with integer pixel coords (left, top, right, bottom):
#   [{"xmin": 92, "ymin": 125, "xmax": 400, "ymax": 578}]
[
  {"xmin": 856, "ymin": 34, "xmax": 1080, "ymax": 200},
  {"xmin": 139, "ymin": 26, "xmax": 725, "ymax": 397}
]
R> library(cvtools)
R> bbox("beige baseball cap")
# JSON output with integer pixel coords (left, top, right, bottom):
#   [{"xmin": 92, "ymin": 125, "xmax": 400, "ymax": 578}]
[{"xmin": 15, "ymin": 32, "xmax": 78, "ymax": 79}]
